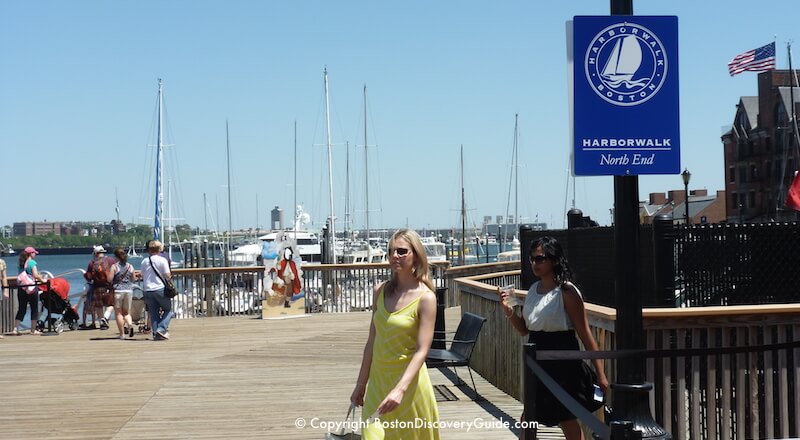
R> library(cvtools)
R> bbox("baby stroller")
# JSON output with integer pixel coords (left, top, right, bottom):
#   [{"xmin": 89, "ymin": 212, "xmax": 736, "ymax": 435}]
[
  {"xmin": 37, "ymin": 278, "xmax": 80, "ymax": 334},
  {"xmin": 131, "ymin": 285, "xmax": 150, "ymax": 334}
]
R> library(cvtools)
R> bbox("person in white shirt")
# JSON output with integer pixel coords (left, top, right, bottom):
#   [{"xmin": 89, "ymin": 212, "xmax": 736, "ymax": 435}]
[{"xmin": 140, "ymin": 240, "xmax": 173, "ymax": 340}]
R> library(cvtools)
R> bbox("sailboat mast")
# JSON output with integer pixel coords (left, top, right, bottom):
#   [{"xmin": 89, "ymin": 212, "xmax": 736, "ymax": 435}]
[
  {"xmin": 167, "ymin": 180, "xmax": 173, "ymax": 259},
  {"xmin": 294, "ymin": 120, "xmax": 297, "ymax": 235},
  {"xmin": 324, "ymin": 66, "xmax": 336, "ymax": 263},
  {"xmin": 226, "ymin": 120, "xmax": 232, "ymax": 259},
  {"xmin": 364, "ymin": 85, "xmax": 370, "ymax": 245},
  {"xmin": 345, "ymin": 141, "xmax": 350, "ymax": 238},
  {"xmin": 154, "ymin": 78, "xmax": 164, "ymax": 241},
  {"xmin": 505, "ymin": 114, "xmax": 519, "ymax": 242},
  {"xmin": 460, "ymin": 145, "xmax": 466, "ymax": 266},
  {"xmin": 514, "ymin": 114, "xmax": 519, "ymax": 234}
]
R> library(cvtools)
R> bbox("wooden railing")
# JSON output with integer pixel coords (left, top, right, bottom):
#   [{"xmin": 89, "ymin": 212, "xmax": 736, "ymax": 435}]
[
  {"xmin": 454, "ymin": 271, "xmax": 800, "ymax": 440},
  {"xmin": 442, "ymin": 261, "xmax": 519, "ymax": 307}
]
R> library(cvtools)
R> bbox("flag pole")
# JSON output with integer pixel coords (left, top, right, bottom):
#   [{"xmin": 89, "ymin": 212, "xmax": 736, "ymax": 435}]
[{"xmin": 787, "ymin": 42, "xmax": 800, "ymax": 217}]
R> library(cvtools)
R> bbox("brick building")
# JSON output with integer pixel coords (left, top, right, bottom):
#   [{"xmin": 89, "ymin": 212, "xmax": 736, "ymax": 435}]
[
  {"xmin": 12, "ymin": 220, "xmax": 125, "ymax": 237},
  {"xmin": 13, "ymin": 222, "xmax": 62, "ymax": 236},
  {"xmin": 640, "ymin": 189, "xmax": 727, "ymax": 225},
  {"xmin": 720, "ymin": 70, "xmax": 800, "ymax": 222}
]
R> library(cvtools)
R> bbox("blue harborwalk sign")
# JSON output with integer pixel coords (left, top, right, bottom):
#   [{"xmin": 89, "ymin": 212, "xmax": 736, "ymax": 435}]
[{"xmin": 573, "ymin": 16, "xmax": 679, "ymax": 176}]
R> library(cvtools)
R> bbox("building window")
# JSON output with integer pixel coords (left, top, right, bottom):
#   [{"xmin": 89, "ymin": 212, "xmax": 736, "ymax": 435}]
[
  {"xmin": 765, "ymin": 161, "xmax": 771, "ymax": 180},
  {"xmin": 731, "ymin": 193, "xmax": 738, "ymax": 208},
  {"xmin": 750, "ymin": 164, "xmax": 758, "ymax": 181},
  {"xmin": 728, "ymin": 166, "xmax": 736, "ymax": 183},
  {"xmin": 749, "ymin": 191, "xmax": 756, "ymax": 208},
  {"xmin": 739, "ymin": 165, "xmax": 747, "ymax": 183}
]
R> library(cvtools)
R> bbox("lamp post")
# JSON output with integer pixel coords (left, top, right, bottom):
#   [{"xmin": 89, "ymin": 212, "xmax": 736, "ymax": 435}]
[{"xmin": 681, "ymin": 168, "xmax": 691, "ymax": 224}]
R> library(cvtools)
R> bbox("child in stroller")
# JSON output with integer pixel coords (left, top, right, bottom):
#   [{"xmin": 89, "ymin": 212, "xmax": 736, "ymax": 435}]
[{"xmin": 37, "ymin": 277, "xmax": 80, "ymax": 334}]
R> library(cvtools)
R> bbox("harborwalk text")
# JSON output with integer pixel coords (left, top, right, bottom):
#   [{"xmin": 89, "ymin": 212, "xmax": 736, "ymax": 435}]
[{"xmin": 598, "ymin": 153, "xmax": 655, "ymax": 166}]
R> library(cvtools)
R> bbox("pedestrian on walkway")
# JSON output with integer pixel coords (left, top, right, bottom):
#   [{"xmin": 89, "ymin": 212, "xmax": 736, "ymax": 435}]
[
  {"xmin": 14, "ymin": 247, "xmax": 46, "ymax": 335},
  {"xmin": 0, "ymin": 257, "xmax": 7, "ymax": 339},
  {"xmin": 109, "ymin": 248, "xmax": 136, "ymax": 339},
  {"xmin": 140, "ymin": 240, "xmax": 173, "ymax": 340},
  {"xmin": 499, "ymin": 236, "xmax": 609, "ymax": 440},
  {"xmin": 350, "ymin": 228, "xmax": 440, "ymax": 439}
]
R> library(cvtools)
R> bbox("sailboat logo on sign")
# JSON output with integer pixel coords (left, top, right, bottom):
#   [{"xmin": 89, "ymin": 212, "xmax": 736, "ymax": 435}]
[{"xmin": 584, "ymin": 22, "xmax": 668, "ymax": 107}]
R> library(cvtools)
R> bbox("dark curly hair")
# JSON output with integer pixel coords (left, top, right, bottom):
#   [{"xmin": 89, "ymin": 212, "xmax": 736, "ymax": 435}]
[{"xmin": 530, "ymin": 236, "xmax": 575, "ymax": 286}]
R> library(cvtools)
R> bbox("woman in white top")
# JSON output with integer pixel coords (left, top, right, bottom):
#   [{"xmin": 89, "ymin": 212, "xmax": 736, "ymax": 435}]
[
  {"xmin": 110, "ymin": 248, "xmax": 136, "ymax": 339},
  {"xmin": 499, "ymin": 236, "xmax": 609, "ymax": 440}
]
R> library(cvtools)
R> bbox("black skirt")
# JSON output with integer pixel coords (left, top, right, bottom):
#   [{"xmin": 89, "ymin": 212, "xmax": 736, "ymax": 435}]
[{"xmin": 527, "ymin": 330, "xmax": 586, "ymax": 427}]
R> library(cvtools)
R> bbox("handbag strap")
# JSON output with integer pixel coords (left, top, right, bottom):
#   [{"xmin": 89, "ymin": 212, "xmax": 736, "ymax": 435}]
[
  {"xmin": 113, "ymin": 263, "xmax": 131, "ymax": 284},
  {"xmin": 336, "ymin": 404, "xmax": 357, "ymax": 435},
  {"xmin": 148, "ymin": 256, "xmax": 169, "ymax": 286}
]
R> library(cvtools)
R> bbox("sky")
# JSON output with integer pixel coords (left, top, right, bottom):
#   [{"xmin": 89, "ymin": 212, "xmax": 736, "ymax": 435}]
[{"xmin": 2, "ymin": 0, "xmax": 798, "ymax": 235}]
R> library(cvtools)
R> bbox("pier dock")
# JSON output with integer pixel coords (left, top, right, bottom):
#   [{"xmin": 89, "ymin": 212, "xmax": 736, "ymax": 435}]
[{"xmin": 0, "ymin": 307, "xmax": 564, "ymax": 439}]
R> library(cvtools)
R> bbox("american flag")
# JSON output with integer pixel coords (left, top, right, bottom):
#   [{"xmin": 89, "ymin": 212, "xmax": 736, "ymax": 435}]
[{"xmin": 728, "ymin": 42, "xmax": 776, "ymax": 76}]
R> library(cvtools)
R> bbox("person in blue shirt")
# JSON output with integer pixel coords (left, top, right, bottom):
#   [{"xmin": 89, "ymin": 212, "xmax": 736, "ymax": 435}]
[{"xmin": 14, "ymin": 247, "xmax": 46, "ymax": 335}]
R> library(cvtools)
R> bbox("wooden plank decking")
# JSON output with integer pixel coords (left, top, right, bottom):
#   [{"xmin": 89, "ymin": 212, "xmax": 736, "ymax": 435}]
[{"xmin": 0, "ymin": 307, "xmax": 563, "ymax": 439}]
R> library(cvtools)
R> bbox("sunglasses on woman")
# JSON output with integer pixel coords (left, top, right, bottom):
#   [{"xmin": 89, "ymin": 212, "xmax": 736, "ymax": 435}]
[
  {"xmin": 390, "ymin": 247, "xmax": 411, "ymax": 257},
  {"xmin": 531, "ymin": 255, "xmax": 549, "ymax": 264}
]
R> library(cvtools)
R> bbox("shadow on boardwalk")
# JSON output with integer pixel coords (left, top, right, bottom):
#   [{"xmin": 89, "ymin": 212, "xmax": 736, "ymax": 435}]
[{"xmin": 0, "ymin": 307, "xmax": 563, "ymax": 439}]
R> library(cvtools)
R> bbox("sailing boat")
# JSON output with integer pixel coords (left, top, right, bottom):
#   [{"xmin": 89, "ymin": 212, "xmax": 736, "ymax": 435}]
[
  {"xmin": 127, "ymin": 238, "xmax": 141, "ymax": 259},
  {"xmin": 601, "ymin": 35, "xmax": 644, "ymax": 86}
]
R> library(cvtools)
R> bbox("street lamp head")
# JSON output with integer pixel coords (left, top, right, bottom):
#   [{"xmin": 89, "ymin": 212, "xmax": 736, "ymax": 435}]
[{"xmin": 681, "ymin": 168, "xmax": 691, "ymax": 186}]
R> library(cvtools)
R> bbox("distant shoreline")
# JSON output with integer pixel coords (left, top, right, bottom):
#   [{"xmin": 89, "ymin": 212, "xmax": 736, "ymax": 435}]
[{"xmin": 21, "ymin": 247, "xmax": 95, "ymax": 256}]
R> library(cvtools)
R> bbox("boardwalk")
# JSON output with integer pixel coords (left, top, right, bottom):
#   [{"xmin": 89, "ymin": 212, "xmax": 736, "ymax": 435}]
[{"xmin": 0, "ymin": 307, "xmax": 563, "ymax": 439}]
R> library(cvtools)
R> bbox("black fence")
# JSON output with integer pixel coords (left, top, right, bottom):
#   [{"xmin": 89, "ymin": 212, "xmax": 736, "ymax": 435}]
[
  {"xmin": 519, "ymin": 219, "xmax": 800, "ymax": 308},
  {"xmin": 677, "ymin": 222, "xmax": 800, "ymax": 306}
]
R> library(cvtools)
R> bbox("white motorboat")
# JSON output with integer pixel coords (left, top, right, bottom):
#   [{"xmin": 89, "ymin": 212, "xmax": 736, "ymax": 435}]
[
  {"xmin": 421, "ymin": 236, "xmax": 447, "ymax": 263},
  {"xmin": 497, "ymin": 237, "xmax": 521, "ymax": 262},
  {"xmin": 231, "ymin": 206, "xmax": 322, "ymax": 266}
]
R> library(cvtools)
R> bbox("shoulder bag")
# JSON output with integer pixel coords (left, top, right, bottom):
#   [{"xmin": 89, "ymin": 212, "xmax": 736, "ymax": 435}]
[{"xmin": 149, "ymin": 256, "xmax": 177, "ymax": 298}]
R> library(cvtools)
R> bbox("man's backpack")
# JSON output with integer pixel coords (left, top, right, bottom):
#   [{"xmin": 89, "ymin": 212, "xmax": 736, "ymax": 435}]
[{"xmin": 90, "ymin": 257, "xmax": 111, "ymax": 287}]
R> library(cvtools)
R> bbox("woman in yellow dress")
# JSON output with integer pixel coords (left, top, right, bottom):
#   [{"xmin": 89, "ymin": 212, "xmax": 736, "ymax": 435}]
[{"xmin": 350, "ymin": 228, "xmax": 440, "ymax": 439}]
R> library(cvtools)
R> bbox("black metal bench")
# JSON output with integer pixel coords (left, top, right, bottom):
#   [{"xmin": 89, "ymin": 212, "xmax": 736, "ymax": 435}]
[{"xmin": 426, "ymin": 312, "xmax": 487, "ymax": 400}]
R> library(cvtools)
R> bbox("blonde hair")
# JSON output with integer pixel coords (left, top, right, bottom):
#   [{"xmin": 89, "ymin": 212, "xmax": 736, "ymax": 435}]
[
  {"xmin": 386, "ymin": 228, "xmax": 435, "ymax": 293},
  {"xmin": 148, "ymin": 240, "xmax": 164, "ymax": 253}
]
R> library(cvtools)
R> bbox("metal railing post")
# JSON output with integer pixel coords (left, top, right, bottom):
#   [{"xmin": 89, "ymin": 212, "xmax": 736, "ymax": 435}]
[{"xmin": 522, "ymin": 343, "xmax": 538, "ymax": 440}]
